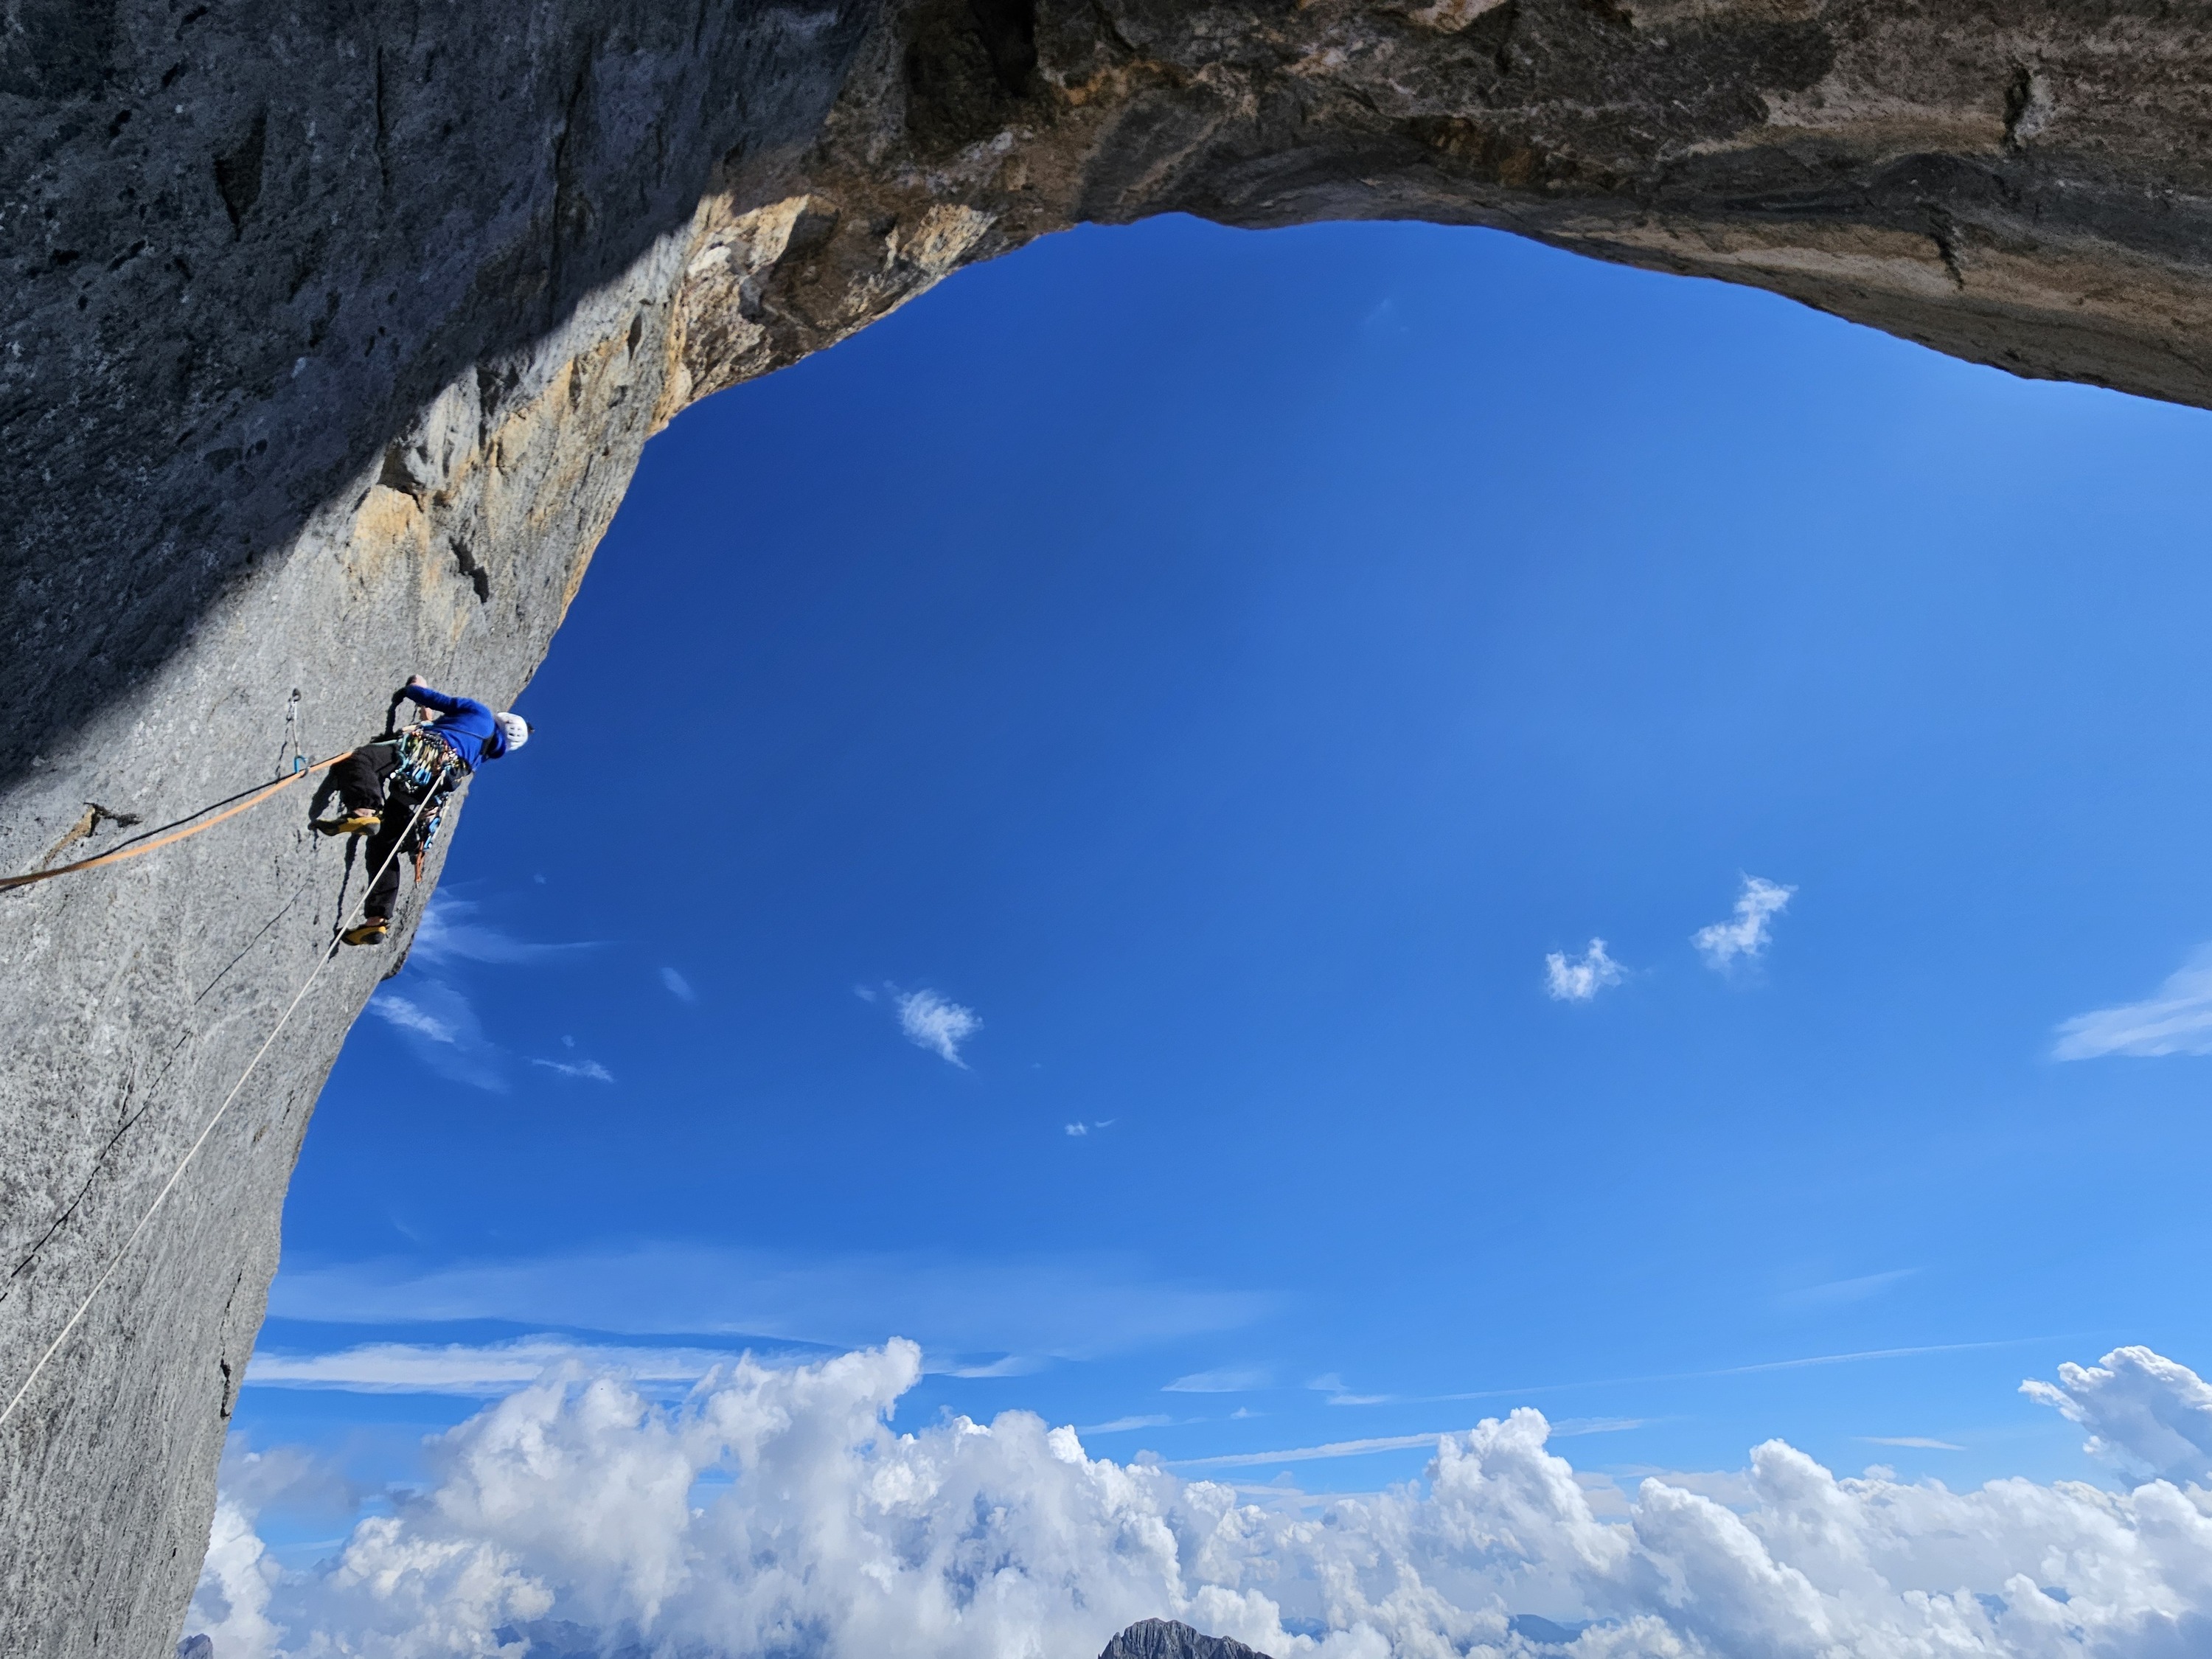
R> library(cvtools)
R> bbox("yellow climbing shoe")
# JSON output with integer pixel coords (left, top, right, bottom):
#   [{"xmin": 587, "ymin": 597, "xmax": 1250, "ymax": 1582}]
[
  {"xmin": 340, "ymin": 919, "xmax": 390, "ymax": 947},
  {"xmin": 314, "ymin": 812, "xmax": 381, "ymax": 837}
]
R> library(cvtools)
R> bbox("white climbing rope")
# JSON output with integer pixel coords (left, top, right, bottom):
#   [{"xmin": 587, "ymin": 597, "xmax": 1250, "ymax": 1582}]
[{"xmin": 0, "ymin": 782, "xmax": 447, "ymax": 1433}]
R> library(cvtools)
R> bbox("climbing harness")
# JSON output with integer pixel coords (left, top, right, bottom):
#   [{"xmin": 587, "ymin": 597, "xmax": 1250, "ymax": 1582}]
[
  {"xmin": 0, "ymin": 779, "xmax": 446, "ymax": 1433},
  {"xmin": 0, "ymin": 752, "xmax": 357, "ymax": 895},
  {"xmin": 387, "ymin": 725, "xmax": 466, "ymax": 880}
]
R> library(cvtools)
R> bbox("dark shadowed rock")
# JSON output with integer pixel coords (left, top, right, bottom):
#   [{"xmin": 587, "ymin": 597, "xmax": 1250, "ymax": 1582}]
[
  {"xmin": 9, "ymin": 0, "xmax": 2212, "ymax": 1652},
  {"xmin": 175, "ymin": 1637, "xmax": 214, "ymax": 1659},
  {"xmin": 1101, "ymin": 1618, "xmax": 1278, "ymax": 1659}
]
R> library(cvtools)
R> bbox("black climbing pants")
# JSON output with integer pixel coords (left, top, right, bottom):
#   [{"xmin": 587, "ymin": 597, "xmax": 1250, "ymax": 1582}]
[{"xmin": 330, "ymin": 741, "xmax": 428, "ymax": 922}]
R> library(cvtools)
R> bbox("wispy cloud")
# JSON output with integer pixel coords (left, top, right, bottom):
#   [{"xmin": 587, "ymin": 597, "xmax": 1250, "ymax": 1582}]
[
  {"xmin": 940, "ymin": 1354, "xmax": 1044, "ymax": 1379},
  {"xmin": 895, "ymin": 987, "xmax": 981, "ymax": 1066},
  {"xmin": 372, "ymin": 900, "xmax": 602, "ymax": 1091},
  {"xmin": 247, "ymin": 1337, "xmax": 744, "ymax": 1397},
  {"xmin": 1860, "ymin": 1436, "xmax": 1964, "ymax": 1450},
  {"xmin": 531, "ymin": 1057, "xmax": 614, "ymax": 1082},
  {"xmin": 1693, "ymin": 874, "xmax": 1795, "ymax": 969},
  {"xmin": 370, "ymin": 993, "xmax": 458, "ymax": 1046},
  {"xmin": 661, "ymin": 966, "xmax": 698, "ymax": 1004},
  {"xmin": 1778, "ymin": 1267, "xmax": 1919, "ymax": 1310},
  {"xmin": 1078, "ymin": 1414, "xmax": 1173, "ymax": 1435},
  {"xmin": 2053, "ymin": 947, "xmax": 2212, "ymax": 1058},
  {"xmin": 413, "ymin": 897, "xmax": 598, "ymax": 967},
  {"xmin": 269, "ymin": 1243, "xmax": 1270, "ymax": 1368},
  {"xmin": 367, "ymin": 980, "xmax": 505, "ymax": 1091},
  {"xmin": 1550, "ymin": 1416, "xmax": 1651, "ymax": 1437},
  {"xmin": 1165, "ymin": 1367, "xmax": 1271, "ymax": 1394},
  {"xmin": 1064, "ymin": 1119, "xmax": 1114, "ymax": 1137},
  {"xmin": 1172, "ymin": 1432, "xmax": 1441, "ymax": 1469},
  {"xmin": 1545, "ymin": 938, "xmax": 1624, "ymax": 1002},
  {"xmin": 1306, "ymin": 1371, "xmax": 1390, "ymax": 1405},
  {"xmin": 1409, "ymin": 1339, "xmax": 2041, "ymax": 1407}
]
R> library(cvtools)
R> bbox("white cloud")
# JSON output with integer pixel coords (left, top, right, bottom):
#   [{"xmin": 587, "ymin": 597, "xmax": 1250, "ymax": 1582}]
[
  {"xmin": 662, "ymin": 966, "xmax": 698, "ymax": 1004},
  {"xmin": 896, "ymin": 987, "xmax": 981, "ymax": 1065},
  {"xmin": 246, "ymin": 1338, "xmax": 746, "ymax": 1397},
  {"xmin": 2021, "ymin": 1344, "xmax": 2212, "ymax": 1484},
  {"xmin": 532, "ymin": 1057, "xmax": 615, "ymax": 1082},
  {"xmin": 1065, "ymin": 1120, "xmax": 1115, "ymax": 1137},
  {"xmin": 374, "ymin": 902, "xmax": 602, "ymax": 1090},
  {"xmin": 2053, "ymin": 947, "xmax": 2212, "ymax": 1059},
  {"xmin": 1692, "ymin": 874, "xmax": 1795, "ymax": 969},
  {"xmin": 1307, "ymin": 1375, "xmax": 1391, "ymax": 1406},
  {"xmin": 1166, "ymin": 1368, "xmax": 1271, "ymax": 1394},
  {"xmin": 368, "ymin": 994, "xmax": 457, "ymax": 1046},
  {"xmin": 413, "ymin": 897, "xmax": 597, "ymax": 967},
  {"xmin": 268, "ymin": 1243, "xmax": 1270, "ymax": 1368},
  {"xmin": 1862, "ymin": 1437, "xmax": 1964, "ymax": 1450},
  {"xmin": 1544, "ymin": 939, "xmax": 1624, "ymax": 1002},
  {"xmin": 1175, "ymin": 1432, "xmax": 1444, "ymax": 1469},
  {"xmin": 197, "ymin": 1342, "xmax": 2212, "ymax": 1659},
  {"xmin": 366, "ymin": 980, "xmax": 505, "ymax": 1091},
  {"xmin": 1776, "ymin": 1268, "xmax": 1919, "ymax": 1310},
  {"xmin": 1081, "ymin": 1415, "xmax": 1174, "ymax": 1435},
  {"xmin": 187, "ymin": 1499, "xmax": 281, "ymax": 1659}
]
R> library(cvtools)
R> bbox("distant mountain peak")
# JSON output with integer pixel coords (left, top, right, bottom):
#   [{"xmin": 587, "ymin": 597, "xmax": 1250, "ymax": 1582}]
[{"xmin": 1099, "ymin": 1619, "xmax": 1277, "ymax": 1659}]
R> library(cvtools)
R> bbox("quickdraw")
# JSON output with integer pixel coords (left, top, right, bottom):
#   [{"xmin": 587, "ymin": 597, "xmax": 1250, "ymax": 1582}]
[{"xmin": 390, "ymin": 725, "xmax": 467, "ymax": 880}]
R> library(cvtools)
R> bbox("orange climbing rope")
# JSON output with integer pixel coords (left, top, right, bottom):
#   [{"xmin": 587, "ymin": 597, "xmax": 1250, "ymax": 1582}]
[{"xmin": 0, "ymin": 751, "xmax": 356, "ymax": 894}]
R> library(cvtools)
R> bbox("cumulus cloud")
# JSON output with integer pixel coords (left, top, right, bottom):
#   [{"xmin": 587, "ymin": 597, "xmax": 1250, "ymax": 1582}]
[
  {"xmin": 1544, "ymin": 939, "xmax": 1624, "ymax": 1003},
  {"xmin": 188, "ymin": 1498, "xmax": 282, "ymax": 1659},
  {"xmin": 895, "ymin": 987, "xmax": 981, "ymax": 1065},
  {"xmin": 2022, "ymin": 1344, "xmax": 2212, "ymax": 1484},
  {"xmin": 192, "ymin": 1341, "xmax": 2212, "ymax": 1659},
  {"xmin": 2053, "ymin": 948, "xmax": 2212, "ymax": 1059},
  {"xmin": 1692, "ymin": 874, "xmax": 1795, "ymax": 969}
]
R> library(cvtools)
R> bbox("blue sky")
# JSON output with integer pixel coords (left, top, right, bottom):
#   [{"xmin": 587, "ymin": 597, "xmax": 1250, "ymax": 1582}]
[{"xmin": 239, "ymin": 214, "xmax": 2212, "ymax": 1564}]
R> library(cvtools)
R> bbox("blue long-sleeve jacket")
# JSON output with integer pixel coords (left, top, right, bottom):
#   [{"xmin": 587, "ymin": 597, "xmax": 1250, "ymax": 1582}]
[{"xmin": 403, "ymin": 684, "xmax": 509, "ymax": 771}]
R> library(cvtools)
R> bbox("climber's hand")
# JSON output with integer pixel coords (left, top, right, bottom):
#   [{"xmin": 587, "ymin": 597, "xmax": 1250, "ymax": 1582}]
[{"xmin": 406, "ymin": 675, "xmax": 428, "ymax": 688}]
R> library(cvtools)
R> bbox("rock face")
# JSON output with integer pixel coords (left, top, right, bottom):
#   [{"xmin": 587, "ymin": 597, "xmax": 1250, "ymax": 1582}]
[
  {"xmin": 1100, "ymin": 1619, "xmax": 1278, "ymax": 1659},
  {"xmin": 4, "ymin": 0, "xmax": 2211, "ymax": 1649}
]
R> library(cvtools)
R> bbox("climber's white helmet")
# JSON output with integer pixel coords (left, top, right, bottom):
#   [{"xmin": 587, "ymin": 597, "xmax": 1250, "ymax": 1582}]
[{"xmin": 495, "ymin": 712, "xmax": 531, "ymax": 751}]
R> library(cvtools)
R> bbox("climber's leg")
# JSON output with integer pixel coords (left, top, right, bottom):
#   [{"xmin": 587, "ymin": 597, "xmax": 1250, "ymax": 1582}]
[
  {"xmin": 316, "ymin": 742, "xmax": 397, "ymax": 836},
  {"xmin": 359, "ymin": 795, "xmax": 412, "ymax": 926}
]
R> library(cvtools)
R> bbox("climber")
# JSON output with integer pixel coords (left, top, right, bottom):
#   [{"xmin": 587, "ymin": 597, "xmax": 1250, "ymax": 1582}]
[{"xmin": 313, "ymin": 675, "xmax": 530, "ymax": 946}]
